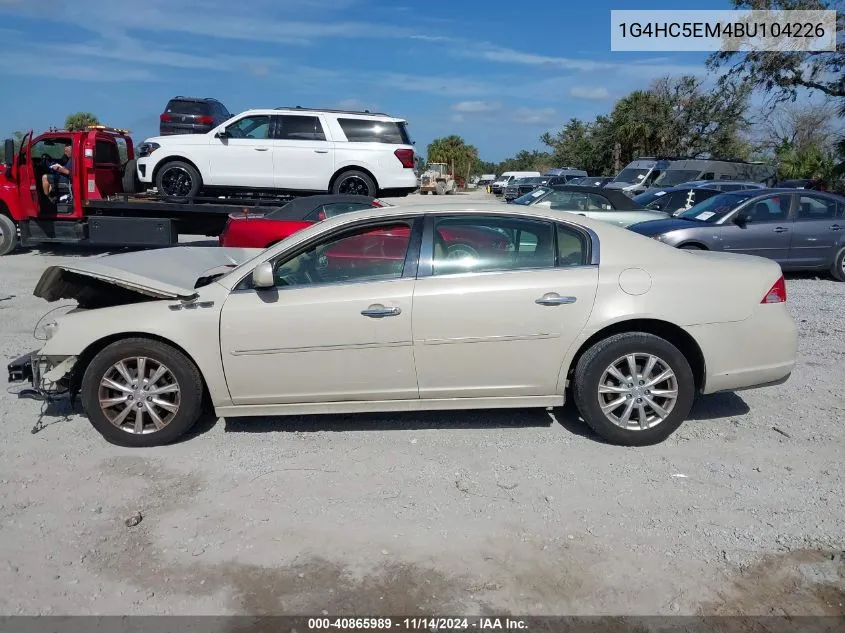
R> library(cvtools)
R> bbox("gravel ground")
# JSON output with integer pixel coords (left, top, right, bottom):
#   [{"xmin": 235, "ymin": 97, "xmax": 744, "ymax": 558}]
[{"xmin": 0, "ymin": 191, "xmax": 843, "ymax": 616}]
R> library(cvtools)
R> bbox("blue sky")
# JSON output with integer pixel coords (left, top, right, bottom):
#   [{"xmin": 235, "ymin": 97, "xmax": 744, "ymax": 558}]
[{"xmin": 0, "ymin": 0, "xmax": 732, "ymax": 161}]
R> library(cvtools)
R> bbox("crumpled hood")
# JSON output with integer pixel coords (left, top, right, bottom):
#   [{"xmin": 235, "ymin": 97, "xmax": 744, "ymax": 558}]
[{"xmin": 33, "ymin": 246, "xmax": 262, "ymax": 305}]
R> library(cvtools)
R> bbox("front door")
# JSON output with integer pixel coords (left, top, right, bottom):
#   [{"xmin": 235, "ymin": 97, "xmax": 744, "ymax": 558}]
[
  {"xmin": 208, "ymin": 115, "xmax": 275, "ymax": 188},
  {"xmin": 412, "ymin": 214, "xmax": 598, "ymax": 398},
  {"xmin": 788, "ymin": 194, "xmax": 843, "ymax": 268},
  {"xmin": 720, "ymin": 193, "xmax": 794, "ymax": 264},
  {"xmin": 272, "ymin": 114, "xmax": 335, "ymax": 191},
  {"xmin": 220, "ymin": 218, "xmax": 422, "ymax": 405}
]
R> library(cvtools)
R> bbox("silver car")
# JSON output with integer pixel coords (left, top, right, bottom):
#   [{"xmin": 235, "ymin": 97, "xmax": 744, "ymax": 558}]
[
  {"xmin": 629, "ymin": 189, "xmax": 845, "ymax": 281},
  {"xmin": 512, "ymin": 185, "xmax": 670, "ymax": 227}
]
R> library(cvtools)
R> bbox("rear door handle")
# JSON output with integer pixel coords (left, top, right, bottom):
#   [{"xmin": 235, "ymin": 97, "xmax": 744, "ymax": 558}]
[
  {"xmin": 314, "ymin": 149, "xmax": 329, "ymax": 154},
  {"xmin": 830, "ymin": 224, "xmax": 842, "ymax": 231},
  {"xmin": 535, "ymin": 293, "xmax": 577, "ymax": 306},
  {"xmin": 254, "ymin": 147, "xmax": 269, "ymax": 152},
  {"xmin": 361, "ymin": 305, "xmax": 401, "ymax": 318},
  {"xmin": 773, "ymin": 226, "xmax": 789, "ymax": 233}
]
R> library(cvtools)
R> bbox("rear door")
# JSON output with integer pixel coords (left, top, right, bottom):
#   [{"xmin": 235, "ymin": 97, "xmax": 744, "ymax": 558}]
[
  {"xmin": 720, "ymin": 193, "xmax": 794, "ymax": 264},
  {"xmin": 13, "ymin": 131, "xmax": 38, "ymax": 218},
  {"xmin": 272, "ymin": 114, "xmax": 335, "ymax": 191},
  {"xmin": 788, "ymin": 194, "xmax": 843, "ymax": 267},
  {"xmin": 89, "ymin": 133, "xmax": 123, "ymax": 198}
]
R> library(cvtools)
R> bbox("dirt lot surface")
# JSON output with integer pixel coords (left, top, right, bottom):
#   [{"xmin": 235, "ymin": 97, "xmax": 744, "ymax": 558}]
[{"xmin": 0, "ymin": 191, "xmax": 843, "ymax": 616}]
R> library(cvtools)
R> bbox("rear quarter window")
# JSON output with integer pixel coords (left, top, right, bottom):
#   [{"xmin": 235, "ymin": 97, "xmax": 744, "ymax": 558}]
[
  {"xmin": 337, "ymin": 118, "xmax": 411, "ymax": 144},
  {"xmin": 94, "ymin": 140, "xmax": 120, "ymax": 164}
]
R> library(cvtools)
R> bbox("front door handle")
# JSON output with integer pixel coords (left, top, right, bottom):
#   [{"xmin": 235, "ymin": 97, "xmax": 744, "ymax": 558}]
[
  {"xmin": 773, "ymin": 226, "xmax": 789, "ymax": 233},
  {"xmin": 535, "ymin": 293, "xmax": 577, "ymax": 306},
  {"xmin": 254, "ymin": 147, "xmax": 269, "ymax": 152},
  {"xmin": 830, "ymin": 224, "xmax": 842, "ymax": 231},
  {"xmin": 361, "ymin": 304, "xmax": 401, "ymax": 318},
  {"xmin": 314, "ymin": 149, "xmax": 329, "ymax": 154}
]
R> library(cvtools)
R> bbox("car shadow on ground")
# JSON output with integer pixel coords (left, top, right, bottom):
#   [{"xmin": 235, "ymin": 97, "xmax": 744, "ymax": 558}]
[{"xmin": 219, "ymin": 391, "xmax": 751, "ymax": 444}]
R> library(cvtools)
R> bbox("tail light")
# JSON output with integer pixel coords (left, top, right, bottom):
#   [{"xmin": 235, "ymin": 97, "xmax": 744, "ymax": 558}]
[
  {"xmin": 394, "ymin": 148, "xmax": 414, "ymax": 168},
  {"xmin": 761, "ymin": 276, "xmax": 787, "ymax": 303},
  {"xmin": 196, "ymin": 116, "xmax": 214, "ymax": 125},
  {"xmin": 160, "ymin": 113, "xmax": 172, "ymax": 122},
  {"xmin": 371, "ymin": 199, "xmax": 384, "ymax": 208}
]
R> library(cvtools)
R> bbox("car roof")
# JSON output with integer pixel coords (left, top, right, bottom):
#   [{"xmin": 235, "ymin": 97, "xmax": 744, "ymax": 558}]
[{"xmin": 235, "ymin": 107, "xmax": 405, "ymax": 122}]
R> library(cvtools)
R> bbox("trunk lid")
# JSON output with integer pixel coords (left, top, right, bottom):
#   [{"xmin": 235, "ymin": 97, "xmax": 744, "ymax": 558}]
[{"xmin": 33, "ymin": 246, "xmax": 262, "ymax": 306}]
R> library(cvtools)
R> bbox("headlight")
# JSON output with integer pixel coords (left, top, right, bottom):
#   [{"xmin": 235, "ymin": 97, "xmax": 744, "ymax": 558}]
[{"xmin": 138, "ymin": 142, "xmax": 160, "ymax": 158}]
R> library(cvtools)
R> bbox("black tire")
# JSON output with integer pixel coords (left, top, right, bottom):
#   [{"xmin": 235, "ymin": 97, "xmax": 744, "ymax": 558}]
[
  {"xmin": 122, "ymin": 159, "xmax": 140, "ymax": 194},
  {"xmin": 155, "ymin": 160, "xmax": 201, "ymax": 198},
  {"xmin": 332, "ymin": 170, "xmax": 376, "ymax": 197},
  {"xmin": 0, "ymin": 212, "xmax": 18, "ymax": 257},
  {"xmin": 572, "ymin": 332, "xmax": 695, "ymax": 446},
  {"xmin": 679, "ymin": 244, "xmax": 704, "ymax": 250},
  {"xmin": 80, "ymin": 338, "xmax": 205, "ymax": 447},
  {"xmin": 831, "ymin": 247, "xmax": 845, "ymax": 282},
  {"xmin": 435, "ymin": 181, "xmax": 447, "ymax": 195}
]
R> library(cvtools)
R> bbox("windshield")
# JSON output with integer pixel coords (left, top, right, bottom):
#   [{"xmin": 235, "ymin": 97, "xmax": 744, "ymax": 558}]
[
  {"xmin": 521, "ymin": 177, "xmax": 542, "ymax": 185},
  {"xmin": 612, "ymin": 168, "xmax": 650, "ymax": 184},
  {"xmin": 653, "ymin": 170, "xmax": 701, "ymax": 187},
  {"xmin": 512, "ymin": 187, "xmax": 550, "ymax": 205},
  {"xmin": 675, "ymin": 191, "xmax": 758, "ymax": 222}
]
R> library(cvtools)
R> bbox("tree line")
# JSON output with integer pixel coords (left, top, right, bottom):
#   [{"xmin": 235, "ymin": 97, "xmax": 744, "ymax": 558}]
[{"xmin": 426, "ymin": 0, "xmax": 844, "ymax": 189}]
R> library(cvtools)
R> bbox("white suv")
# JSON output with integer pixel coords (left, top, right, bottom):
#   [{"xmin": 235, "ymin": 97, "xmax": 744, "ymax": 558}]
[{"xmin": 135, "ymin": 107, "xmax": 418, "ymax": 199}]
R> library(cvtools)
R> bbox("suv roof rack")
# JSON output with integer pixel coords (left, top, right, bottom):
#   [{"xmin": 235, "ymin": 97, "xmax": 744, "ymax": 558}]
[
  {"xmin": 172, "ymin": 96, "xmax": 220, "ymax": 102},
  {"xmin": 274, "ymin": 105, "xmax": 391, "ymax": 117}
]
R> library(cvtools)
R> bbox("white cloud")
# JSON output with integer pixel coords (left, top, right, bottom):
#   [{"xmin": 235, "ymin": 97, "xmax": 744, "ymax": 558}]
[
  {"xmin": 379, "ymin": 73, "xmax": 498, "ymax": 96},
  {"xmin": 511, "ymin": 107, "xmax": 557, "ymax": 125},
  {"xmin": 569, "ymin": 86, "xmax": 611, "ymax": 100},
  {"xmin": 451, "ymin": 100, "xmax": 501, "ymax": 113}
]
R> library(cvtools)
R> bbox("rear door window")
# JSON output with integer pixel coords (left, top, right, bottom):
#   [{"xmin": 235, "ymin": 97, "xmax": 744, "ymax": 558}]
[
  {"xmin": 275, "ymin": 115, "xmax": 327, "ymax": 141},
  {"xmin": 337, "ymin": 118, "xmax": 411, "ymax": 144},
  {"xmin": 797, "ymin": 195, "xmax": 837, "ymax": 220}
]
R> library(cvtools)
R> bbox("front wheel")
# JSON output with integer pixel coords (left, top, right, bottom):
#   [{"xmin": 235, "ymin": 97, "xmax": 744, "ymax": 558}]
[
  {"xmin": 156, "ymin": 160, "xmax": 201, "ymax": 198},
  {"xmin": 831, "ymin": 247, "xmax": 845, "ymax": 282},
  {"xmin": 0, "ymin": 213, "xmax": 18, "ymax": 256},
  {"xmin": 80, "ymin": 338, "xmax": 205, "ymax": 447},
  {"xmin": 572, "ymin": 332, "xmax": 695, "ymax": 446},
  {"xmin": 332, "ymin": 170, "xmax": 376, "ymax": 197}
]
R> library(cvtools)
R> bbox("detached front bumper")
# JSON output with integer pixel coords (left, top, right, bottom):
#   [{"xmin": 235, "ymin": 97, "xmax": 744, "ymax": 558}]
[
  {"xmin": 8, "ymin": 351, "xmax": 35, "ymax": 384},
  {"xmin": 7, "ymin": 352, "xmax": 77, "ymax": 394}
]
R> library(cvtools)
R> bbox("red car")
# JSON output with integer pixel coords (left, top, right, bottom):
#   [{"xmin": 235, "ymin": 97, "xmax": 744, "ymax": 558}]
[{"xmin": 219, "ymin": 195, "xmax": 386, "ymax": 248}]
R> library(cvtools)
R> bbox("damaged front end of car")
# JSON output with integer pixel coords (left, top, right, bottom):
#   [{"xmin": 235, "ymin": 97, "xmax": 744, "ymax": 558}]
[{"xmin": 8, "ymin": 351, "xmax": 78, "ymax": 400}]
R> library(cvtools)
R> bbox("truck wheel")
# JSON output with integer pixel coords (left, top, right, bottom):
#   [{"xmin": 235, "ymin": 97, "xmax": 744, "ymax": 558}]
[
  {"xmin": 156, "ymin": 161, "xmax": 201, "ymax": 198},
  {"xmin": 332, "ymin": 170, "xmax": 376, "ymax": 197},
  {"xmin": 122, "ymin": 159, "xmax": 140, "ymax": 194},
  {"xmin": 0, "ymin": 212, "xmax": 18, "ymax": 257},
  {"xmin": 435, "ymin": 181, "xmax": 447, "ymax": 195}
]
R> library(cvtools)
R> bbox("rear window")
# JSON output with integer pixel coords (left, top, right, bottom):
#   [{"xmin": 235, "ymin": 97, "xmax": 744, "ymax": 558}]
[
  {"xmin": 165, "ymin": 100, "xmax": 209, "ymax": 116},
  {"xmin": 338, "ymin": 118, "xmax": 411, "ymax": 144}
]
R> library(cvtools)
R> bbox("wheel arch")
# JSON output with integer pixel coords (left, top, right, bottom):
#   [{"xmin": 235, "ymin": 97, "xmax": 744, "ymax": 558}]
[
  {"xmin": 68, "ymin": 332, "xmax": 211, "ymax": 403},
  {"xmin": 328, "ymin": 166, "xmax": 380, "ymax": 193},
  {"xmin": 561, "ymin": 318, "xmax": 706, "ymax": 394},
  {"xmin": 677, "ymin": 241, "xmax": 709, "ymax": 250}
]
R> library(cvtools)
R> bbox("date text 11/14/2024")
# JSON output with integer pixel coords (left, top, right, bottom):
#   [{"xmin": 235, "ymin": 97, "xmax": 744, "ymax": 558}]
[{"xmin": 307, "ymin": 617, "xmax": 529, "ymax": 630}]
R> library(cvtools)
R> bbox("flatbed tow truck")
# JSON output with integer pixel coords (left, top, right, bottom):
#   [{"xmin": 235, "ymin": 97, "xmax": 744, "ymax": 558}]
[{"xmin": 0, "ymin": 125, "xmax": 294, "ymax": 256}]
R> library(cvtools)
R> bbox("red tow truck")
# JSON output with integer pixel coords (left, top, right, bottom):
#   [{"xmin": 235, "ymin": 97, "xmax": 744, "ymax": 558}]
[{"xmin": 0, "ymin": 125, "xmax": 288, "ymax": 256}]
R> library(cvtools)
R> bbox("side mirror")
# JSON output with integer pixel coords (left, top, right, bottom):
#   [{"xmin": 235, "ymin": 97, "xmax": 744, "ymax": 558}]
[
  {"xmin": 251, "ymin": 262, "xmax": 275, "ymax": 289},
  {"xmin": 3, "ymin": 139, "xmax": 14, "ymax": 169},
  {"xmin": 215, "ymin": 127, "xmax": 228, "ymax": 138},
  {"xmin": 734, "ymin": 211, "xmax": 751, "ymax": 226}
]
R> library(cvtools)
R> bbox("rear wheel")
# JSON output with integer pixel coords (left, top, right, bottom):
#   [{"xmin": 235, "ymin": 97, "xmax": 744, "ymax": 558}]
[
  {"xmin": 80, "ymin": 338, "xmax": 205, "ymax": 447},
  {"xmin": 831, "ymin": 247, "xmax": 845, "ymax": 282},
  {"xmin": 0, "ymin": 212, "xmax": 18, "ymax": 256},
  {"xmin": 679, "ymin": 244, "xmax": 704, "ymax": 250},
  {"xmin": 572, "ymin": 332, "xmax": 695, "ymax": 446},
  {"xmin": 332, "ymin": 170, "xmax": 376, "ymax": 197},
  {"xmin": 156, "ymin": 160, "xmax": 201, "ymax": 198}
]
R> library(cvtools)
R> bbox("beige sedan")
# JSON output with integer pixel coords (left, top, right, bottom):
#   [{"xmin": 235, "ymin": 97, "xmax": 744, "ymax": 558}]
[{"xmin": 10, "ymin": 202, "xmax": 797, "ymax": 447}]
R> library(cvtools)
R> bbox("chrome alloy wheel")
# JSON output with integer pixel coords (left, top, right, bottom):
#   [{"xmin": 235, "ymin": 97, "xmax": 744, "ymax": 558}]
[
  {"xmin": 597, "ymin": 353, "xmax": 678, "ymax": 430},
  {"xmin": 97, "ymin": 357, "xmax": 181, "ymax": 434}
]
